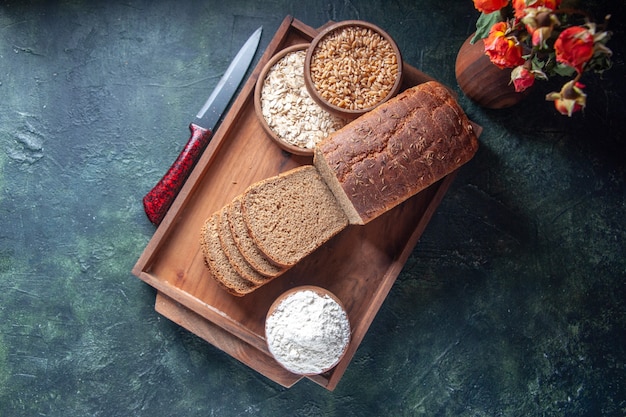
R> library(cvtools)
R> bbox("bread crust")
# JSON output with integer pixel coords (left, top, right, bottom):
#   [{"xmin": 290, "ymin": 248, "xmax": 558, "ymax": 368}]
[
  {"xmin": 227, "ymin": 195, "xmax": 285, "ymax": 277},
  {"xmin": 314, "ymin": 81, "xmax": 479, "ymax": 224},
  {"xmin": 217, "ymin": 206, "xmax": 270, "ymax": 285},
  {"xmin": 200, "ymin": 213, "xmax": 259, "ymax": 296}
]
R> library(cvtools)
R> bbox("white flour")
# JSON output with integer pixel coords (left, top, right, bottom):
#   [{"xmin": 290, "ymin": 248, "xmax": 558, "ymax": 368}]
[{"xmin": 265, "ymin": 289, "xmax": 350, "ymax": 375}]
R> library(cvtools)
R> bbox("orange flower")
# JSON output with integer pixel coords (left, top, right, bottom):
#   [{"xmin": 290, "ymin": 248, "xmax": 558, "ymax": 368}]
[
  {"xmin": 484, "ymin": 22, "xmax": 526, "ymax": 68},
  {"xmin": 473, "ymin": 0, "xmax": 509, "ymax": 14},
  {"xmin": 546, "ymin": 80, "xmax": 587, "ymax": 116},
  {"xmin": 513, "ymin": 0, "xmax": 561, "ymax": 18},
  {"xmin": 555, "ymin": 26, "xmax": 595, "ymax": 73}
]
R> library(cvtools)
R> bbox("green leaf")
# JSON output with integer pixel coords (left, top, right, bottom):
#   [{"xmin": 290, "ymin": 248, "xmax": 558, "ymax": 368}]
[
  {"xmin": 531, "ymin": 56, "xmax": 546, "ymax": 70},
  {"xmin": 471, "ymin": 12, "xmax": 502, "ymax": 44},
  {"xmin": 586, "ymin": 54, "xmax": 613, "ymax": 73},
  {"xmin": 552, "ymin": 63, "xmax": 576, "ymax": 77}
]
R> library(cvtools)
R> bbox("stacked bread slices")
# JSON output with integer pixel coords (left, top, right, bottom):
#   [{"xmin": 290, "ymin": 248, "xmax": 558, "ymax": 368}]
[
  {"xmin": 200, "ymin": 81, "xmax": 479, "ymax": 296},
  {"xmin": 201, "ymin": 165, "xmax": 348, "ymax": 295}
]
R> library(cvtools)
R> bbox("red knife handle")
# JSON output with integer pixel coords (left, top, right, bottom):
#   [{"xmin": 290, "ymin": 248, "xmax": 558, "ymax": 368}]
[{"xmin": 143, "ymin": 123, "xmax": 212, "ymax": 225}]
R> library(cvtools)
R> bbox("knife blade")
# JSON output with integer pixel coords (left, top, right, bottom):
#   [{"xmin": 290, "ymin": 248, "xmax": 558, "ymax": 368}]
[{"xmin": 143, "ymin": 26, "xmax": 263, "ymax": 225}]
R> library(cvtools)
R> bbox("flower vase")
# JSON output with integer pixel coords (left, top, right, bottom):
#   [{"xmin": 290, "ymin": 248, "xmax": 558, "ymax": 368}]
[{"xmin": 455, "ymin": 34, "xmax": 530, "ymax": 109}]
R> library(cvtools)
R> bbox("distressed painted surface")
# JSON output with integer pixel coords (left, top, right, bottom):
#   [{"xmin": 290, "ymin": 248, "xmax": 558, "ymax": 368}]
[{"xmin": 0, "ymin": 0, "xmax": 625, "ymax": 415}]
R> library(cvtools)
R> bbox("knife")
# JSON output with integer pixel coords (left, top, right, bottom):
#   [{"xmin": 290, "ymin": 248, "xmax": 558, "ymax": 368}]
[{"xmin": 143, "ymin": 26, "xmax": 263, "ymax": 225}]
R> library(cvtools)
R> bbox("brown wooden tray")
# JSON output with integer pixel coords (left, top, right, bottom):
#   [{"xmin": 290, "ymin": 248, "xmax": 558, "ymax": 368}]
[{"xmin": 132, "ymin": 16, "xmax": 478, "ymax": 391}]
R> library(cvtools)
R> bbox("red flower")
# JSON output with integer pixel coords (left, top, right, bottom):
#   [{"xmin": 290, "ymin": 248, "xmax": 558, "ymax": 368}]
[
  {"xmin": 484, "ymin": 22, "xmax": 526, "ymax": 69},
  {"xmin": 510, "ymin": 65, "xmax": 535, "ymax": 92},
  {"xmin": 473, "ymin": 0, "xmax": 509, "ymax": 14},
  {"xmin": 546, "ymin": 80, "xmax": 587, "ymax": 116},
  {"xmin": 555, "ymin": 26, "xmax": 595, "ymax": 73},
  {"xmin": 513, "ymin": 0, "xmax": 561, "ymax": 18}
]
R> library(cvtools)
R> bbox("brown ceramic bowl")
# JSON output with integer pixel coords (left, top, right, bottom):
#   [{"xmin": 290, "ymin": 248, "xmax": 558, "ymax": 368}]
[
  {"xmin": 304, "ymin": 20, "xmax": 403, "ymax": 120},
  {"xmin": 265, "ymin": 285, "xmax": 351, "ymax": 375},
  {"xmin": 254, "ymin": 43, "xmax": 346, "ymax": 156}
]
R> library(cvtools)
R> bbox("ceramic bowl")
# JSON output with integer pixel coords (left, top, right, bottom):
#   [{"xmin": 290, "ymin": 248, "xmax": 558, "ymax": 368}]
[
  {"xmin": 265, "ymin": 285, "xmax": 351, "ymax": 375},
  {"xmin": 304, "ymin": 20, "xmax": 403, "ymax": 120}
]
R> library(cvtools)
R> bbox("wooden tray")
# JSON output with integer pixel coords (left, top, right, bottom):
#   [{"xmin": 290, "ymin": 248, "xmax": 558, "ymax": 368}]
[{"xmin": 133, "ymin": 16, "xmax": 476, "ymax": 391}]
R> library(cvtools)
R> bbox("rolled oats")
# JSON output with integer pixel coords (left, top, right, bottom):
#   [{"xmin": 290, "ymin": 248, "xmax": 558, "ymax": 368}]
[{"xmin": 260, "ymin": 50, "xmax": 346, "ymax": 150}]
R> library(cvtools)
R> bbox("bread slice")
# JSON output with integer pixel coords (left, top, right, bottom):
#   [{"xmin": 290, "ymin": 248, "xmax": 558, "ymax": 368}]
[
  {"xmin": 227, "ymin": 195, "xmax": 285, "ymax": 278},
  {"xmin": 200, "ymin": 212, "xmax": 258, "ymax": 296},
  {"xmin": 217, "ymin": 205, "xmax": 270, "ymax": 285},
  {"xmin": 314, "ymin": 81, "xmax": 479, "ymax": 225},
  {"xmin": 241, "ymin": 165, "xmax": 349, "ymax": 268}
]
